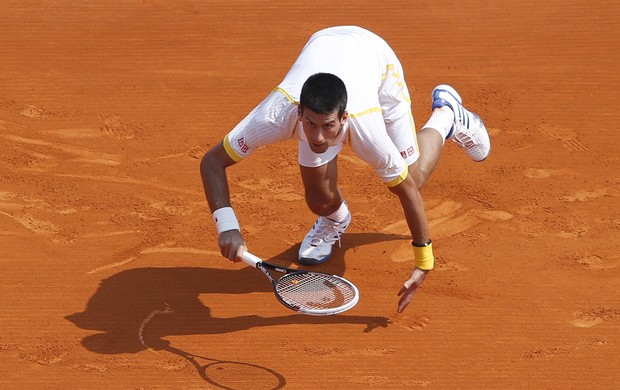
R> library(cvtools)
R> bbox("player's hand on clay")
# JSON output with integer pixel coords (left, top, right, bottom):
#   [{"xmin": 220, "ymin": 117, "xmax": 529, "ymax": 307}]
[
  {"xmin": 397, "ymin": 267, "xmax": 429, "ymax": 313},
  {"xmin": 218, "ymin": 229, "xmax": 246, "ymax": 262}
]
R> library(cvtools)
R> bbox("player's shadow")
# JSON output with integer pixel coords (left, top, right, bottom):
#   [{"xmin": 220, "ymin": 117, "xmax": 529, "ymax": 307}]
[
  {"xmin": 66, "ymin": 232, "xmax": 404, "ymax": 354},
  {"xmin": 65, "ymin": 231, "xmax": 405, "ymax": 387},
  {"xmin": 65, "ymin": 233, "xmax": 404, "ymax": 388},
  {"xmin": 67, "ymin": 266, "xmax": 391, "ymax": 354},
  {"xmin": 67, "ymin": 266, "xmax": 391, "ymax": 352}
]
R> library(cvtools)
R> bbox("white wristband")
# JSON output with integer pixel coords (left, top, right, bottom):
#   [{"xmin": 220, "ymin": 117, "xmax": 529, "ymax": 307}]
[{"xmin": 212, "ymin": 207, "xmax": 240, "ymax": 234}]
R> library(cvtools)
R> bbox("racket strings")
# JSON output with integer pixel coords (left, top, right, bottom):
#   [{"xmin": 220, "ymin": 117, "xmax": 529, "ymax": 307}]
[{"xmin": 276, "ymin": 273, "xmax": 356, "ymax": 310}]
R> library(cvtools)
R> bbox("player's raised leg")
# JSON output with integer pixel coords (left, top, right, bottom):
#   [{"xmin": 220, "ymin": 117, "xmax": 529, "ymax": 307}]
[
  {"xmin": 430, "ymin": 84, "xmax": 491, "ymax": 161},
  {"xmin": 410, "ymin": 84, "xmax": 491, "ymax": 189}
]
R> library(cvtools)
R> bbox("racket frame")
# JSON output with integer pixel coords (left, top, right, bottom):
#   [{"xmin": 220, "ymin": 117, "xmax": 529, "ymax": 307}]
[{"xmin": 241, "ymin": 251, "xmax": 359, "ymax": 316}]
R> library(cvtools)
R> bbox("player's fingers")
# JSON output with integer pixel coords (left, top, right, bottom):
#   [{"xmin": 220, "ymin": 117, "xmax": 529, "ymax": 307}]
[
  {"xmin": 400, "ymin": 280, "xmax": 417, "ymax": 293},
  {"xmin": 220, "ymin": 243, "xmax": 237, "ymax": 262},
  {"xmin": 397, "ymin": 281, "xmax": 419, "ymax": 312},
  {"xmin": 397, "ymin": 285, "xmax": 407, "ymax": 296},
  {"xmin": 219, "ymin": 245, "xmax": 230, "ymax": 260},
  {"xmin": 397, "ymin": 294, "xmax": 411, "ymax": 313}
]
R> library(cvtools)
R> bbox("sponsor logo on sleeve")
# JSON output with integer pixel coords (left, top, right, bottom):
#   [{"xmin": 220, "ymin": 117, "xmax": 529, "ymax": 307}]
[
  {"xmin": 407, "ymin": 146, "xmax": 414, "ymax": 156},
  {"xmin": 237, "ymin": 137, "xmax": 249, "ymax": 153}
]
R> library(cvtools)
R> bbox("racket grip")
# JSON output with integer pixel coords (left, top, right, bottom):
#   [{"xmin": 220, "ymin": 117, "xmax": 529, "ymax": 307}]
[{"xmin": 240, "ymin": 251, "xmax": 262, "ymax": 267}]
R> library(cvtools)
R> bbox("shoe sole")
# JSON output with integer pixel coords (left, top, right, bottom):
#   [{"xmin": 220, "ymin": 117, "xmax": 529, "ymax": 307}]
[
  {"xmin": 298, "ymin": 244, "xmax": 335, "ymax": 265},
  {"xmin": 298, "ymin": 252, "xmax": 332, "ymax": 266}
]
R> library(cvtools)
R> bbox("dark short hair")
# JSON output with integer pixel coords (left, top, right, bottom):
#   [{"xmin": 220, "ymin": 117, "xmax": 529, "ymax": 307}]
[{"xmin": 299, "ymin": 73, "xmax": 347, "ymax": 118}]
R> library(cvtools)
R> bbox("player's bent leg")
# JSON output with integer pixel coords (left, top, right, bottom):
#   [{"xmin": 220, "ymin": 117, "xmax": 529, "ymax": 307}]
[
  {"xmin": 298, "ymin": 158, "xmax": 351, "ymax": 265},
  {"xmin": 408, "ymin": 128, "xmax": 444, "ymax": 190},
  {"xmin": 299, "ymin": 159, "xmax": 342, "ymax": 216}
]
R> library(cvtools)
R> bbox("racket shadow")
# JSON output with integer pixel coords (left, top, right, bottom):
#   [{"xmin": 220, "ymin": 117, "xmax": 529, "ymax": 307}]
[
  {"xmin": 66, "ymin": 265, "xmax": 391, "ymax": 356},
  {"xmin": 162, "ymin": 344, "xmax": 287, "ymax": 390}
]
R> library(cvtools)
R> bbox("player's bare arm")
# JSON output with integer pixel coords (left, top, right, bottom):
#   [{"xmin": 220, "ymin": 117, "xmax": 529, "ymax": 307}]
[
  {"xmin": 200, "ymin": 142, "xmax": 236, "ymax": 210},
  {"xmin": 388, "ymin": 171, "xmax": 431, "ymax": 246},
  {"xmin": 200, "ymin": 142, "xmax": 246, "ymax": 261},
  {"xmin": 388, "ymin": 171, "xmax": 433, "ymax": 313}
]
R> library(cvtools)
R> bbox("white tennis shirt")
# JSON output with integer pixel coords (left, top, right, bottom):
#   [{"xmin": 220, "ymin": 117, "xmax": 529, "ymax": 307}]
[{"xmin": 223, "ymin": 26, "xmax": 418, "ymax": 186}]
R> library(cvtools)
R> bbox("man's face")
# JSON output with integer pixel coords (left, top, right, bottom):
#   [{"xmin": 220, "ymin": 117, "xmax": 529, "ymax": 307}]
[{"xmin": 298, "ymin": 107, "xmax": 348, "ymax": 154}]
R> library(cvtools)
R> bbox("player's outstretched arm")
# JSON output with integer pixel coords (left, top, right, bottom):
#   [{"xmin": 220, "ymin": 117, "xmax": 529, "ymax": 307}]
[
  {"xmin": 200, "ymin": 142, "xmax": 246, "ymax": 261},
  {"xmin": 388, "ymin": 172, "xmax": 433, "ymax": 312}
]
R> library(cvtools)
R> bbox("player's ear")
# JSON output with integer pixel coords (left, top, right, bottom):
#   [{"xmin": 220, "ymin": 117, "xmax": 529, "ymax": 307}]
[
  {"xmin": 297, "ymin": 106, "xmax": 303, "ymax": 121},
  {"xmin": 341, "ymin": 111, "xmax": 349, "ymax": 123}
]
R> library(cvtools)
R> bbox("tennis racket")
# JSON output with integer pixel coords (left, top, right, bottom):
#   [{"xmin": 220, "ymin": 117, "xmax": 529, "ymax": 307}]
[{"xmin": 241, "ymin": 251, "xmax": 359, "ymax": 316}]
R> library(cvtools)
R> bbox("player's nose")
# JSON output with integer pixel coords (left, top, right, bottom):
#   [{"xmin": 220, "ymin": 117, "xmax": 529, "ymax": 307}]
[{"xmin": 310, "ymin": 130, "xmax": 325, "ymax": 143}]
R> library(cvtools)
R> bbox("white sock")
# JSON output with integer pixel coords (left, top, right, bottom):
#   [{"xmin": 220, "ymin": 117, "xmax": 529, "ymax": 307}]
[
  {"xmin": 326, "ymin": 200, "xmax": 349, "ymax": 222},
  {"xmin": 422, "ymin": 106, "xmax": 455, "ymax": 142}
]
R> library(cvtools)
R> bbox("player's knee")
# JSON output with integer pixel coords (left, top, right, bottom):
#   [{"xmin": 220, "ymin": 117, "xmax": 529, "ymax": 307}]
[
  {"xmin": 408, "ymin": 163, "xmax": 428, "ymax": 190},
  {"xmin": 305, "ymin": 191, "xmax": 339, "ymax": 216}
]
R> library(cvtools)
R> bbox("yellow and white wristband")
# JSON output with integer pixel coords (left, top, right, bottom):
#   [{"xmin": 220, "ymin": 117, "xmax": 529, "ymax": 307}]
[
  {"xmin": 412, "ymin": 240, "xmax": 434, "ymax": 271},
  {"xmin": 213, "ymin": 207, "xmax": 240, "ymax": 234}
]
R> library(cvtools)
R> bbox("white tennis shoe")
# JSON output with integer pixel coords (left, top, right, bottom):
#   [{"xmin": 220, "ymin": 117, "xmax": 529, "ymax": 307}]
[
  {"xmin": 432, "ymin": 84, "xmax": 490, "ymax": 161},
  {"xmin": 298, "ymin": 213, "xmax": 351, "ymax": 265}
]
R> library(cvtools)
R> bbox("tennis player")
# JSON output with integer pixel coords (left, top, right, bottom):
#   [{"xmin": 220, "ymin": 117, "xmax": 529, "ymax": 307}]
[{"xmin": 201, "ymin": 26, "xmax": 490, "ymax": 313}]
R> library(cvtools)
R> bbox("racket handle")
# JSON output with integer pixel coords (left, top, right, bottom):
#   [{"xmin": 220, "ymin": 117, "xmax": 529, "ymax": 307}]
[{"xmin": 240, "ymin": 251, "xmax": 262, "ymax": 267}]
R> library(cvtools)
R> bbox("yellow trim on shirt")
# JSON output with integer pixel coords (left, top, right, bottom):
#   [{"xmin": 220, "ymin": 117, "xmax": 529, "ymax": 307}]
[
  {"xmin": 273, "ymin": 87, "xmax": 299, "ymax": 105},
  {"xmin": 386, "ymin": 164, "xmax": 408, "ymax": 187},
  {"xmin": 223, "ymin": 134, "xmax": 243, "ymax": 162},
  {"xmin": 349, "ymin": 107, "xmax": 382, "ymax": 118},
  {"xmin": 381, "ymin": 64, "xmax": 396, "ymax": 81}
]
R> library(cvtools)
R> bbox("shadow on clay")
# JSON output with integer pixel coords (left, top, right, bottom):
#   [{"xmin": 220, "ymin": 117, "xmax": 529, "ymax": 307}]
[
  {"xmin": 268, "ymin": 231, "xmax": 410, "ymax": 274},
  {"xmin": 64, "ymin": 229, "xmax": 406, "ymax": 387},
  {"xmin": 66, "ymin": 267, "xmax": 392, "ymax": 355}
]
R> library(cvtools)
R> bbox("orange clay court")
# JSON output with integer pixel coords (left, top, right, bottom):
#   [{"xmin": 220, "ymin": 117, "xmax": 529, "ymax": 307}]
[{"xmin": 0, "ymin": 1, "xmax": 618, "ymax": 389}]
